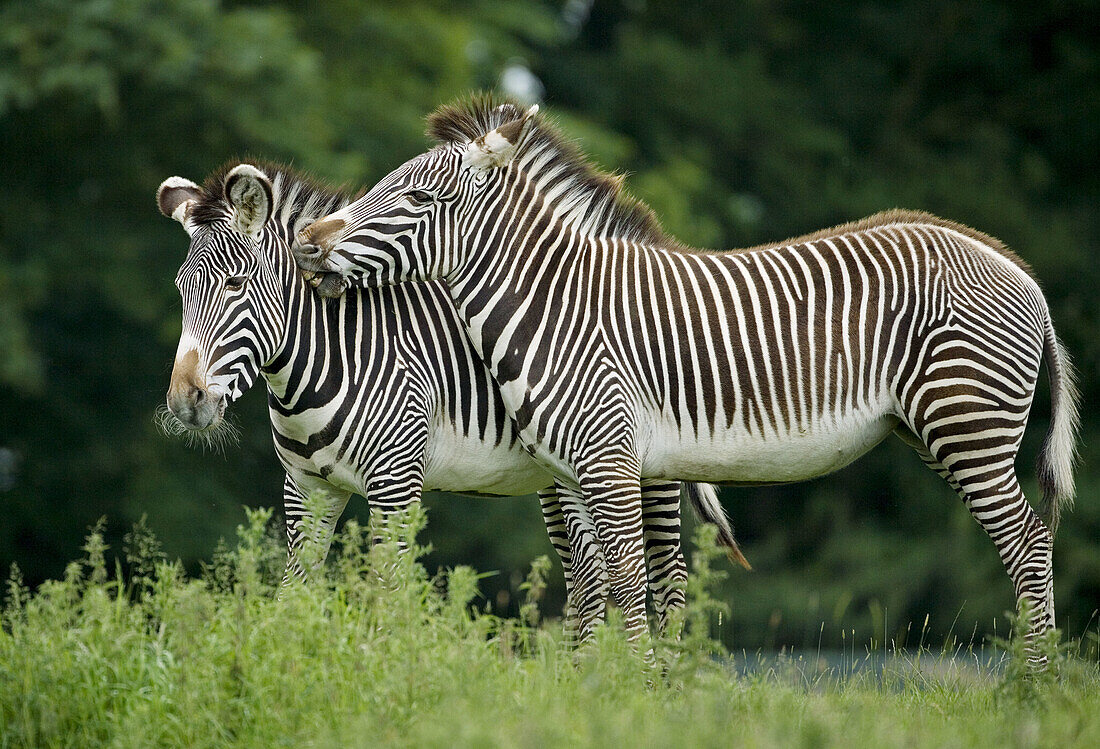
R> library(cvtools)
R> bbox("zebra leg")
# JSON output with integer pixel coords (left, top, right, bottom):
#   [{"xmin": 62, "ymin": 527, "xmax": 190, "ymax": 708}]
[
  {"xmin": 640, "ymin": 479, "xmax": 687, "ymax": 637},
  {"xmin": 554, "ymin": 482, "xmax": 609, "ymax": 642},
  {"xmin": 538, "ymin": 487, "xmax": 579, "ymax": 636},
  {"xmin": 280, "ymin": 473, "xmax": 352, "ymax": 589},
  {"xmin": 893, "ymin": 425, "xmax": 967, "ymax": 497},
  {"xmin": 895, "ymin": 423, "xmax": 1055, "ymax": 663},
  {"xmin": 363, "ymin": 469, "xmax": 425, "ymax": 549},
  {"xmin": 358, "ymin": 476, "xmax": 426, "ymax": 593},
  {"xmin": 574, "ymin": 452, "xmax": 650, "ymax": 642}
]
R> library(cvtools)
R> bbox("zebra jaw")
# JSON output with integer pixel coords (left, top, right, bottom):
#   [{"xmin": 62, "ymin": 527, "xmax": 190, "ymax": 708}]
[
  {"xmin": 293, "ymin": 237, "xmax": 348, "ymax": 298},
  {"xmin": 301, "ymin": 269, "xmax": 347, "ymax": 298}
]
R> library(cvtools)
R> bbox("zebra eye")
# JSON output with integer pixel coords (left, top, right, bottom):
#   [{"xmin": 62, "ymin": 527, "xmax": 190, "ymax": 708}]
[
  {"xmin": 405, "ymin": 189, "xmax": 434, "ymax": 205},
  {"xmin": 225, "ymin": 275, "xmax": 247, "ymax": 291}
]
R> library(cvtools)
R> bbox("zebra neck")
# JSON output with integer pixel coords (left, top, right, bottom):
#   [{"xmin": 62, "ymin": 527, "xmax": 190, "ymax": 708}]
[
  {"xmin": 259, "ymin": 216, "xmax": 352, "ymax": 402},
  {"xmin": 447, "ymin": 194, "xmax": 600, "ymax": 375}
]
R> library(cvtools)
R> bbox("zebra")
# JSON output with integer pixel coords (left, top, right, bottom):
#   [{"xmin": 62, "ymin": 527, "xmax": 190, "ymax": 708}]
[
  {"xmin": 155, "ymin": 160, "xmax": 743, "ymax": 632},
  {"xmin": 292, "ymin": 94, "xmax": 1079, "ymax": 655}
]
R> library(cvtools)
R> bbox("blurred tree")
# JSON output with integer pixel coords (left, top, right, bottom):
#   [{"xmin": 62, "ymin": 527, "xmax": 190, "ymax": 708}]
[
  {"xmin": 0, "ymin": 0, "xmax": 1096, "ymax": 648},
  {"xmin": 0, "ymin": 0, "xmax": 333, "ymax": 579}
]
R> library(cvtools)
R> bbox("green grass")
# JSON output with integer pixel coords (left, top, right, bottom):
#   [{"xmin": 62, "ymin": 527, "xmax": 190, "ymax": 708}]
[{"xmin": 2, "ymin": 508, "xmax": 1098, "ymax": 748}]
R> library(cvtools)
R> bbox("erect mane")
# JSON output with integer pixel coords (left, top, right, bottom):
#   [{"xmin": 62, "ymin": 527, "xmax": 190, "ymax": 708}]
[
  {"xmin": 427, "ymin": 93, "xmax": 682, "ymax": 248},
  {"xmin": 189, "ymin": 159, "xmax": 359, "ymax": 240},
  {"xmin": 425, "ymin": 97, "xmax": 1038, "ymax": 280}
]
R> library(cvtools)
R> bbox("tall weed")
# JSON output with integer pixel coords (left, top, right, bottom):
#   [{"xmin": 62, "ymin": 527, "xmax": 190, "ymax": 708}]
[{"xmin": 0, "ymin": 509, "xmax": 1097, "ymax": 748}]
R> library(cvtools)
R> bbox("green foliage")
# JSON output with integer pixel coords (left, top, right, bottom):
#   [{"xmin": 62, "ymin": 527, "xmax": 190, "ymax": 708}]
[
  {"xmin": 660, "ymin": 522, "xmax": 730, "ymax": 676},
  {"xmin": 1, "ymin": 514, "xmax": 1099, "ymax": 747},
  {"xmin": 1, "ymin": 0, "xmax": 1099, "ymax": 656},
  {"xmin": 518, "ymin": 553, "xmax": 551, "ymax": 628},
  {"xmin": 990, "ymin": 601, "xmax": 1068, "ymax": 707}
]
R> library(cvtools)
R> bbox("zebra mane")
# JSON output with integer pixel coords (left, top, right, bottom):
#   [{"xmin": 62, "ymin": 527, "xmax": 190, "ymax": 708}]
[
  {"xmin": 426, "ymin": 96, "xmax": 1041, "ymax": 282},
  {"xmin": 427, "ymin": 93, "xmax": 682, "ymax": 248},
  {"xmin": 190, "ymin": 160, "xmax": 358, "ymax": 241}
]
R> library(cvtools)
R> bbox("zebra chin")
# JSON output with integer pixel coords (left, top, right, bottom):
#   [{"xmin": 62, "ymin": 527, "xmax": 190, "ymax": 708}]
[{"xmin": 155, "ymin": 397, "xmax": 240, "ymax": 453}]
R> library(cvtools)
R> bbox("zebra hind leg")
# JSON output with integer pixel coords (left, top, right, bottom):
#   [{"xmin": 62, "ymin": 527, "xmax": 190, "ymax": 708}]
[
  {"xmin": 538, "ymin": 487, "xmax": 579, "ymax": 639},
  {"xmin": 640, "ymin": 479, "xmax": 688, "ymax": 637},
  {"xmin": 895, "ymin": 425, "xmax": 1055, "ymax": 666},
  {"xmin": 554, "ymin": 482, "xmax": 609, "ymax": 643}
]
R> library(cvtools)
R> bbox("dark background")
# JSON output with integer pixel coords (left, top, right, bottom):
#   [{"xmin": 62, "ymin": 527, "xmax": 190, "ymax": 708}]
[{"xmin": 2, "ymin": 0, "xmax": 1098, "ymax": 650}]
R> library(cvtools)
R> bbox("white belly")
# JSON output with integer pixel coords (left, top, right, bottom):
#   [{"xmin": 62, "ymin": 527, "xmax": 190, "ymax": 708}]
[
  {"xmin": 422, "ymin": 424, "xmax": 551, "ymax": 496},
  {"xmin": 640, "ymin": 405, "xmax": 899, "ymax": 484},
  {"xmin": 269, "ymin": 408, "xmax": 550, "ymax": 498}
]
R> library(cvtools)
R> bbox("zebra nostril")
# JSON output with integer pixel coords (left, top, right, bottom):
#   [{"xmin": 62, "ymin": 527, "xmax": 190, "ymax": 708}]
[{"xmin": 191, "ymin": 387, "xmax": 205, "ymax": 404}]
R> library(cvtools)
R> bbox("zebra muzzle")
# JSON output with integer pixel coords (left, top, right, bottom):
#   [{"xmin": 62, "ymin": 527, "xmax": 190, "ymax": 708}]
[{"xmin": 166, "ymin": 386, "xmax": 226, "ymax": 430}]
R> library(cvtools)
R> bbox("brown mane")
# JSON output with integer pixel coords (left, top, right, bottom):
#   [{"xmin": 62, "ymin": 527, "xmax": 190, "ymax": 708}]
[
  {"xmin": 426, "ymin": 92, "xmax": 683, "ymax": 248},
  {"xmin": 189, "ymin": 159, "xmax": 359, "ymax": 236},
  {"xmin": 736, "ymin": 209, "xmax": 1034, "ymax": 278},
  {"xmin": 426, "ymin": 96, "xmax": 1033, "ymax": 277}
]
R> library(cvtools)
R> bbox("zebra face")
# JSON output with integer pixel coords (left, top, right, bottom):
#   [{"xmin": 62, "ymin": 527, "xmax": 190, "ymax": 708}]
[
  {"xmin": 157, "ymin": 166, "xmax": 282, "ymax": 443},
  {"xmin": 292, "ymin": 106, "xmax": 540, "ymax": 294},
  {"xmin": 293, "ymin": 149, "xmax": 468, "ymax": 293}
]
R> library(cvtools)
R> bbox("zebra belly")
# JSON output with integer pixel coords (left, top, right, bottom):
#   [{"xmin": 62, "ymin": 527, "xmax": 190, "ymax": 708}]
[
  {"xmin": 269, "ymin": 417, "xmax": 549, "ymax": 498},
  {"xmin": 422, "ymin": 426, "xmax": 551, "ymax": 496},
  {"xmin": 641, "ymin": 408, "xmax": 899, "ymax": 484}
]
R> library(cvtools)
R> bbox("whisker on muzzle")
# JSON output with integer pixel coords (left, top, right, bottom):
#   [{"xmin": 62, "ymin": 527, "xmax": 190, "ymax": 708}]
[{"xmin": 154, "ymin": 403, "xmax": 241, "ymax": 455}]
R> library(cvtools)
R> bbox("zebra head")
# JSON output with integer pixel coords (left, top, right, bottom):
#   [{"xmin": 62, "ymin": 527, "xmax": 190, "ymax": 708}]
[
  {"xmin": 156, "ymin": 164, "xmax": 288, "ymax": 444},
  {"xmin": 293, "ymin": 102, "xmax": 540, "ymax": 295}
]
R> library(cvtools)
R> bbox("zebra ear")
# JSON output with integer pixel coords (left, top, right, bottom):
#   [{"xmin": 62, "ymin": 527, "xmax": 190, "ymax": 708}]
[
  {"xmin": 224, "ymin": 164, "xmax": 273, "ymax": 238},
  {"xmin": 157, "ymin": 177, "xmax": 203, "ymax": 229},
  {"xmin": 462, "ymin": 104, "xmax": 539, "ymax": 173}
]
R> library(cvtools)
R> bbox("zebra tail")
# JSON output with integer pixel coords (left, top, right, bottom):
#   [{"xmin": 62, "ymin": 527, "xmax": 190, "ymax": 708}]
[
  {"xmin": 683, "ymin": 482, "xmax": 751, "ymax": 570},
  {"xmin": 1036, "ymin": 315, "xmax": 1080, "ymax": 536}
]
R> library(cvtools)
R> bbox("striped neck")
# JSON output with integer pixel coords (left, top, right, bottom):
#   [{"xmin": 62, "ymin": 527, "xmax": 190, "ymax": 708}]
[{"xmin": 247, "ymin": 171, "xmax": 355, "ymax": 397}]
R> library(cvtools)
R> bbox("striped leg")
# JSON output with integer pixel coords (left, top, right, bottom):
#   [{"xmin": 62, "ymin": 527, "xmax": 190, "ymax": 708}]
[
  {"xmin": 899, "ymin": 401, "xmax": 1055, "ymax": 662},
  {"xmin": 554, "ymin": 482, "xmax": 609, "ymax": 642},
  {"xmin": 538, "ymin": 487, "xmax": 579, "ymax": 635},
  {"xmin": 640, "ymin": 480, "xmax": 688, "ymax": 635},
  {"xmin": 362, "ymin": 465, "xmax": 426, "ymax": 549},
  {"xmin": 280, "ymin": 473, "xmax": 352, "ymax": 588},
  {"xmin": 574, "ymin": 449, "xmax": 650, "ymax": 642},
  {"xmin": 358, "ymin": 463, "xmax": 429, "ymax": 592},
  {"xmin": 545, "ymin": 481, "xmax": 687, "ymax": 639},
  {"xmin": 362, "ymin": 427, "xmax": 430, "ymax": 548}
]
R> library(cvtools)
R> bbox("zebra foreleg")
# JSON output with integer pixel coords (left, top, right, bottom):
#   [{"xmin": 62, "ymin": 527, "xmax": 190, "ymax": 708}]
[
  {"xmin": 554, "ymin": 482, "xmax": 609, "ymax": 643},
  {"xmin": 546, "ymin": 480, "xmax": 689, "ymax": 641},
  {"xmin": 362, "ymin": 469, "xmax": 425, "ymax": 557},
  {"xmin": 280, "ymin": 473, "xmax": 352, "ymax": 591},
  {"xmin": 573, "ymin": 453, "xmax": 650, "ymax": 643},
  {"xmin": 538, "ymin": 487, "xmax": 579, "ymax": 637}
]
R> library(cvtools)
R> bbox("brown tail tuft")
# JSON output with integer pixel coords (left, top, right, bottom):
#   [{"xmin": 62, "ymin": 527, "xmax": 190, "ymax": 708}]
[{"xmin": 683, "ymin": 482, "xmax": 751, "ymax": 570}]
